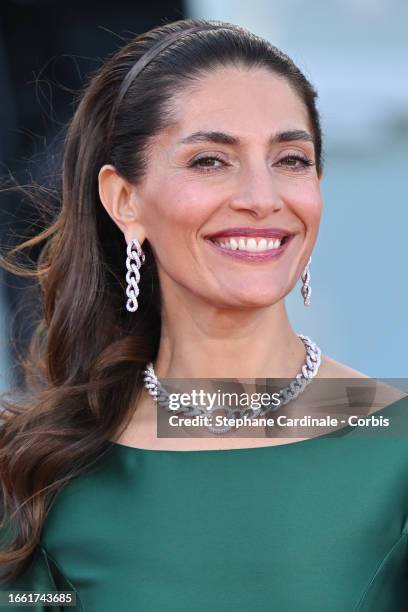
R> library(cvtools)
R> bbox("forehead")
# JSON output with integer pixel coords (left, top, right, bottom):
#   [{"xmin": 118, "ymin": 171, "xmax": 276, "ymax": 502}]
[{"xmin": 164, "ymin": 65, "xmax": 311, "ymax": 144}]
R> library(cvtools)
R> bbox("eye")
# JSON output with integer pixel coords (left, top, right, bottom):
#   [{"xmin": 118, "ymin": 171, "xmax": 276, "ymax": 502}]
[
  {"xmin": 276, "ymin": 154, "xmax": 315, "ymax": 171},
  {"xmin": 190, "ymin": 155, "xmax": 226, "ymax": 171}
]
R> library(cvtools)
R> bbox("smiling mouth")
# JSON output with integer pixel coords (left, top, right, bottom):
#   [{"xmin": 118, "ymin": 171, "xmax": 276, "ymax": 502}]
[{"xmin": 207, "ymin": 234, "xmax": 291, "ymax": 253}]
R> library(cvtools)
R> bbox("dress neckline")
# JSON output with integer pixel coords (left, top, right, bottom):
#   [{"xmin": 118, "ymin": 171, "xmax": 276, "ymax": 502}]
[{"xmin": 108, "ymin": 430, "xmax": 338, "ymax": 454}]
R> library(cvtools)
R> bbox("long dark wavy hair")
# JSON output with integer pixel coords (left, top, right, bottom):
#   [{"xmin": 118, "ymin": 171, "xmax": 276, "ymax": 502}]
[{"xmin": 0, "ymin": 17, "xmax": 323, "ymax": 581}]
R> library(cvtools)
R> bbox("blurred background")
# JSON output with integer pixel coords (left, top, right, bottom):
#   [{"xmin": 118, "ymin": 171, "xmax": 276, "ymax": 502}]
[{"xmin": 0, "ymin": 0, "xmax": 407, "ymax": 392}]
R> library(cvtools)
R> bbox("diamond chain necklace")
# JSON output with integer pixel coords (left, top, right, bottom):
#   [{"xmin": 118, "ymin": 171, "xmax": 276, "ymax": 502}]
[{"xmin": 142, "ymin": 334, "xmax": 322, "ymax": 434}]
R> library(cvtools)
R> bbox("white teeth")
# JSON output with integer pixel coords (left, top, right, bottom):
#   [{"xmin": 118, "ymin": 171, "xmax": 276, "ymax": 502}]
[
  {"xmin": 246, "ymin": 238, "xmax": 257, "ymax": 251},
  {"xmin": 212, "ymin": 236, "xmax": 284, "ymax": 251}
]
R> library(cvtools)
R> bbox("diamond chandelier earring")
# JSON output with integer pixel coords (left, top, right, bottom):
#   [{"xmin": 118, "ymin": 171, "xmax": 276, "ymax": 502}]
[
  {"xmin": 300, "ymin": 256, "xmax": 312, "ymax": 307},
  {"xmin": 125, "ymin": 238, "xmax": 145, "ymax": 312}
]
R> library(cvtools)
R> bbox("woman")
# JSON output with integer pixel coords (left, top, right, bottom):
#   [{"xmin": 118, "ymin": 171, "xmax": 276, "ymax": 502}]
[{"xmin": 1, "ymin": 17, "xmax": 407, "ymax": 611}]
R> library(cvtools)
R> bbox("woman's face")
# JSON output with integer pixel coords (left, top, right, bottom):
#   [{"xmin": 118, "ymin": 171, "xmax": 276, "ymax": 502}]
[{"xmin": 135, "ymin": 65, "xmax": 322, "ymax": 309}]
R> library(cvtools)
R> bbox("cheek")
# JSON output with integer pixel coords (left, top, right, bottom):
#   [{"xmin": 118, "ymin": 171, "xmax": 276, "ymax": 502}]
[
  {"xmin": 285, "ymin": 180, "xmax": 322, "ymax": 231},
  {"xmin": 145, "ymin": 182, "xmax": 217, "ymax": 233}
]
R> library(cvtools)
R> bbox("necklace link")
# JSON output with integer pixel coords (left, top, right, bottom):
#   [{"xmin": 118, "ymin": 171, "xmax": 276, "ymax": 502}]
[{"xmin": 142, "ymin": 334, "xmax": 321, "ymax": 434}]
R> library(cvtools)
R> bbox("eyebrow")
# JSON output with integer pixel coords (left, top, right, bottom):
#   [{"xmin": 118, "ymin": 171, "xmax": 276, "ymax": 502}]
[{"xmin": 177, "ymin": 129, "xmax": 314, "ymax": 147}]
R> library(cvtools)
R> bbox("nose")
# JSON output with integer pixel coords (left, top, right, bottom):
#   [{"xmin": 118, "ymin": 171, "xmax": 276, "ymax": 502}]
[{"xmin": 228, "ymin": 163, "xmax": 283, "ymax": 218}]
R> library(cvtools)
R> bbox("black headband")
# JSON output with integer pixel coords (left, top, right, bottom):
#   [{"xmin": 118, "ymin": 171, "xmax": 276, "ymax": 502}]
[{"xmin": 106, "ymin": 24, "xmax": 239, "ymax": 147}]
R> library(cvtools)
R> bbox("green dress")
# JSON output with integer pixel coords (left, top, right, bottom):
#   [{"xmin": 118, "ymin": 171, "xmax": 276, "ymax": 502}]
[{"xmin": 2, "ymin": 395, "xmax": 408, "ymax": 611}]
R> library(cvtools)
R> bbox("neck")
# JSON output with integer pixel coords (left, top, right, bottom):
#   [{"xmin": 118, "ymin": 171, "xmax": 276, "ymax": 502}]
[{"xmin": 154, "ymin": 295, "xmax": 306, "ymax": 379}]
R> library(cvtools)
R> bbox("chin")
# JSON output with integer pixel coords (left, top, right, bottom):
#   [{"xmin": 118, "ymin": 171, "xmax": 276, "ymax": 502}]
[
  {"xmin": 239, "ymin": 296, "xmax": 284, "ymax": 309},
  {"xmin": 241, "ymin": 282, "xmax": 286, "ymax": 303},
  {"xmin": 215, "ymin": 289, "xmax": 286, "ymax": 309}
]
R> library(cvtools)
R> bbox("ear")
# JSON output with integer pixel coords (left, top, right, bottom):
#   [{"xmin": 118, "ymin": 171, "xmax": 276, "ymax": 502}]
[{"xmin": 98, "ymin": 164, "xmax": 146, "ymax": 244}]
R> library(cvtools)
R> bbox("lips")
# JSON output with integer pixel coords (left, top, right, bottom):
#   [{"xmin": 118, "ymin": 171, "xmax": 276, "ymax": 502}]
[{"xmin": 205, "ymin": 232, "xmax": 295, "ymax": 262}]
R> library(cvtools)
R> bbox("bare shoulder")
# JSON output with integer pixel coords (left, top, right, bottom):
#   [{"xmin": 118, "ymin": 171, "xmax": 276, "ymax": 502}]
[
  {"xmin": 318, "ymin": 354, "xmax": 370, "ymax": 379},
  {"xmin": 318, "ymin": 354, "xmax": 407, "ymax": 411}
]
